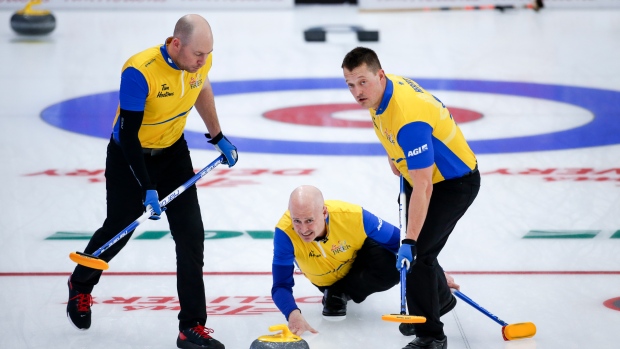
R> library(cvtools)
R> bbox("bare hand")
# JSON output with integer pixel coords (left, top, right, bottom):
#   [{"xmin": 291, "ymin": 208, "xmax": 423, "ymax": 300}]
[
  {"xmin": 288, "ymin": 309, "xmax": 318, "ymax": 336},
  {"xmin": 445, "ymin": 273, "xmax": 460, "ymax": 291}
]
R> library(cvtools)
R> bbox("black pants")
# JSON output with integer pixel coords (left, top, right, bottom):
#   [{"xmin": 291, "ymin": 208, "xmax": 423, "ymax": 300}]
[
  {"xmin": 70, "ymin": 135, "xmax": 207, "ymax": 330},
  {"xmin": 404, "ymin": 170, "xmax": 480, "ymax": 339},
  {"xmin": 317, "ymin": 238, "xmax": 400, "ymax": 303}
]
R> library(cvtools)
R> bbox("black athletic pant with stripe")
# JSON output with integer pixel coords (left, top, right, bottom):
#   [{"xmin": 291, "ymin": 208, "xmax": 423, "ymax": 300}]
[
  {"xmin": 70, "ymin": 134, "xmax": 207, "ymax": 331},
  {"xmin": 404, "ymin": 170, "xmax": 481, "ymax": 339},
  {"xmin": 316, "ymin": 238, "xmax": 400, "ymax": 303}
]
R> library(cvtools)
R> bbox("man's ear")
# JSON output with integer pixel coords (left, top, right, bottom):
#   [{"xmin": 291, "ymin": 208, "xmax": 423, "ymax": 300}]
[
  {"xmin": 377, "ymin": 68, "xmax": 386, "ymax": 81},
  {"xmin": 170, "ymin": 37, "xmax": 181, "ymax": 51},
  {"xmin": 323, "ymin": 205, "xmax": 328, "ymax": 219}
]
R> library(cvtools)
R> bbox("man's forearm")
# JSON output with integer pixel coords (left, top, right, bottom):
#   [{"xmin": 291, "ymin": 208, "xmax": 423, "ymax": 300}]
[
  {"xmin": 406, "ymin": 167, "xmax": 433, "ymax": 241},
  {"xmin": 194, "ymin": 79, "xmax": 221, "ymax": 135},
  {"xmin": 406, "ymin": 190, "xmax": 429, "ymax": 241}
]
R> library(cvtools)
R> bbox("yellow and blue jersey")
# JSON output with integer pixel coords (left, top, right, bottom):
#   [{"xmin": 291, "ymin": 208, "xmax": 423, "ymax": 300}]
[
  {"xmin": 271, "ymin": 200, "xmax": 400, "ymax": 319},
  {"xmin": 372, "ymin": 74, "xmax": 477, "ymax": 185},
  {"xmin": 112, "ymin": 39, "xmax": 212, "ymax": 148}
]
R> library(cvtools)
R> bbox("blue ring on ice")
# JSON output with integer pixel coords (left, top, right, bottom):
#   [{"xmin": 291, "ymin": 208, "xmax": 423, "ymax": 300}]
[{"xmin": 40, "ymin": 78, "xmax": 620, "ymax": 155}]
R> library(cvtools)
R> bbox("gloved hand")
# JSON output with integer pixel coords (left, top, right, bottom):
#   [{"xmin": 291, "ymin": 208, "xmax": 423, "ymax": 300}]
[
  {"xmin": 206, "ymin": 132, "xmax": 238, "ymax": 167},
  {"xmin": 144, "ymin": 189, "xmax": 163, "ymax": 220},
  {"xmin": 396, "ymin": 239, "xmax": 417, "ymax": 272}
]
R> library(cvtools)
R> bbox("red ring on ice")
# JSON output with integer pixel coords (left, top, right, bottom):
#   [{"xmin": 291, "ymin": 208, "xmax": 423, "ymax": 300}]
[
  {"xmin": 263, "ymin": 103, "xmax": 483, "ymax": 128},
  {"xmin": 603, "ymin": 297, "xmax": 620, "ymax": 311}
]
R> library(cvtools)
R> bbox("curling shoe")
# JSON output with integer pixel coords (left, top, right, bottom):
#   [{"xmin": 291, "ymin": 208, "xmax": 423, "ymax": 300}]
[
  {"xmin": 399, "ymin": 323, "xmax": 417, "ymax": 336},
  {"xmin": 399, "ymin": 295, "xmax": 457, "ymax": 336},
  {"xmin": 66, "ymin": 278, "xmax": 93, "ymax": 330},
  {"xmin": 321, "ymin": 288, "xmax": 349, "ymax": 321},
  {"xmin": 403, "ymin": 336, "xmax": 447, "ymax": 349},
  {"xmin": 177, "ymin": 324, "xmax": 225, "ymax": 349}
]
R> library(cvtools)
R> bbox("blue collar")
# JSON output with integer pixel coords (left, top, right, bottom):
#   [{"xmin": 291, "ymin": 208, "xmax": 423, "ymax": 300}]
[
  {"xmin": 315, "ymin": 214, "xmax": 330, "ymax": 243},
  {"xmin": 375, "ymin": 77, "xmax": 393, "ymax": 115},
  {"xmin": 160, "ymin": 40, "xmax": 180, "ymax": 70}
]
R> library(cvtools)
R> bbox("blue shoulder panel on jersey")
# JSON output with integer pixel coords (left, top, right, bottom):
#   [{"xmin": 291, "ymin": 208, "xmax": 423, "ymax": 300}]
[
  {"xmin": 119, "ymin": 67, "xmax": 148, "ymax": 112},
  {"xmin": 397, "ymin": 122, "xmax": 435, "ymax": 170},
  {"xmin": 273, "ymin": 228, "xmax": 295, "ymax": 266},
  {"xmin": 431, "ymin": 138, "xmax": 471, "ymax": 180},
  {"xmin": 362, "ymin": 209, "xmax": 400, "ymax": 253}
]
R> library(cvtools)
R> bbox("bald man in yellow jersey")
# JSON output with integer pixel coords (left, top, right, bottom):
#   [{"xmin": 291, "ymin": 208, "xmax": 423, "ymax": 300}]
[
  {"xmin": 67, "ymin": 15, "xmax": 236, "ymax": 349},
  {"xmin": 272, "ymin": 185, "xmax": 401, "ymax": 335},
  {"xmin": 343, "ymin": 47, "xmax": 480, "ymax": 349}
]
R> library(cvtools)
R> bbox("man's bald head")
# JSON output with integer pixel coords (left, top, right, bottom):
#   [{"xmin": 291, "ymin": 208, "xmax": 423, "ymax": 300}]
[
  {"xmin": 289, "ymin": 185, "xmax": 324, "ymax": 213},
  {"xmin": 173, "ymin": 14, "xmax": 212, "ymax": 46},
  {"xmin": 167, "ymin": 14, "xmax": 213, "ymax": 73},
  {"xmin": 288, "ymin": 186, "xmax": 327, "ymax": 242}
]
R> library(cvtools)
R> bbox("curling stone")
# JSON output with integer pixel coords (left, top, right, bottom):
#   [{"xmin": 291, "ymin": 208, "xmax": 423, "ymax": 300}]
[
  {"xmin": 249, "ymin": 324, "xmax": 310, "ymax": 349},
  {"xmin": 10, "ymin": 0, "xmax": 56, "ymax": 36},
  {"xmin": 303, "ymin": 28, "xmax": 326, "ymax": 42}
]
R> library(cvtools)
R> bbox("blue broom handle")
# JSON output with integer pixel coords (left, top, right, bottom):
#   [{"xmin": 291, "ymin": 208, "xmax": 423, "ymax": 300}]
[
  {"xmin": 453, "ymin": 289, "xmax": 508, "ymax": 326},
  {"xmin": 399, "ymin": 175, "xmax": 408, "ymax": 314},
  {"xmin": 400, "ymin": 265, "xmax": 408, "ymax": 314}
]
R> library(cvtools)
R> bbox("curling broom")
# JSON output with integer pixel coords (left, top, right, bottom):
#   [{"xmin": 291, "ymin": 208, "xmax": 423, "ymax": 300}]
[
  {"xmin": 381, "ymin": 175, "xmax": 426, "ymax": 324},
  {"xmin": 453, "ymin": 289, "xmax": 536, "ymax": 341},
  {"xmin": 69, "ymin": 155, "xmax": 224, "ymax": 270}
]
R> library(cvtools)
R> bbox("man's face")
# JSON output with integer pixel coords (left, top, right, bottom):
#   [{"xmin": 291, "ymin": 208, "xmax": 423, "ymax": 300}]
[
  {"xmin": 343, "ymin": 63, "xmax": 385, "ymax": 110},
  {"xmin": 290, "ymin": 204, "xmax": 327, "ymax": 243},
  {"xmin": 176, "ymin": 37, "xmax": 212, "ymax": 73}
]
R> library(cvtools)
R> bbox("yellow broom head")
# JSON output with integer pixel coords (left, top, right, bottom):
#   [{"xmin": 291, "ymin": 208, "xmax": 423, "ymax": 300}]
[
  {"xmin": 502, "ymin": 322, "xmax": 537, "ymax": 341},
  {"xmin": 69, "ymin": 252, "xmax": 109, "ymax": 270},
  {"xmin": 381, "ymin": 314, "xmax": 426, "ymax": 324}
]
